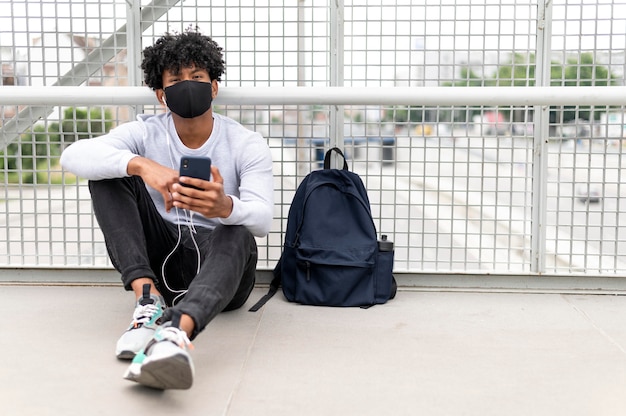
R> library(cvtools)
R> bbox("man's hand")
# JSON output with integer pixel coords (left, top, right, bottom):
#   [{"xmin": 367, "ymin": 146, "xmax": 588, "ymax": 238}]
[
  {"xmin": 127, "ymin": 156, "xmax": 179, "ymax": 212},
  {"xmin": 171, "ymin": 166, "xmax": 234, "ymax": 218}
]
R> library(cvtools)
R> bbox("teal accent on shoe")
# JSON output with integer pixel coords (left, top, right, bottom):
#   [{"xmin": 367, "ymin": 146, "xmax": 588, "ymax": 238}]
[
  {"xmin": 132, "ymin": 351, "xmax": 147, "ymax": 365},
  {"xmin": 147, "ymin": 305, "xmax": 163, "ymax": 326}
]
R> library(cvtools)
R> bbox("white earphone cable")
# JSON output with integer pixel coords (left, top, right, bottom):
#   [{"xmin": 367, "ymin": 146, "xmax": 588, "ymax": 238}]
[{"xmin": 159, "ymin": 115, "xmax": 203, "ymax": 305}]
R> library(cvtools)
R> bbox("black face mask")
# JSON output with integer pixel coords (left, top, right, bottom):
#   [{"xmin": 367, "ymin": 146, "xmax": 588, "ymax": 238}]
[{"xmin": 163, "ymin": 80, "xmax": 213, "ymax": 118}]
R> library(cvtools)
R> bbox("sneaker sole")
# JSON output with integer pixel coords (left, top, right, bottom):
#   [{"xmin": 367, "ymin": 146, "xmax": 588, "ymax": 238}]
[
  {"xmin": 116, "ymin": 350, "xmax": 136, "ymax": 360},
  {"xmin": 126, "ymin": 353, "xmax": 193, "ymax": 390}
]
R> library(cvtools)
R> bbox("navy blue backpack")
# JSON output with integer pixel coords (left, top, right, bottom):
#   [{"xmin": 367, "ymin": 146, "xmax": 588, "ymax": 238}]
[{"xmin": 250, "ymin": 147, "xmax": 396, "ymax": 311}]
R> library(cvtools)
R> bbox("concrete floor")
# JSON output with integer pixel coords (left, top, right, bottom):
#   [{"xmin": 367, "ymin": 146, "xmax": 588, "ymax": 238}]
[{"xmin": 3, "ymin": 285, "xmax": 626, "ymax": 416}]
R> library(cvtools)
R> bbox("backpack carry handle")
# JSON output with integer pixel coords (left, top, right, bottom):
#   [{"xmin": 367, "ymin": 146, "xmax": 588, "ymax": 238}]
[{"xmin": 323, "ymin": 147, "xmax": 349, "ymax": 170}]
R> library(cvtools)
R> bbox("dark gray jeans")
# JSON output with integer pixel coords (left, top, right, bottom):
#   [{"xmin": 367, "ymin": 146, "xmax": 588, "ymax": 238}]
[{"xmin": 88, "ymin": 176, "xmax": 257, "ymax": 339}]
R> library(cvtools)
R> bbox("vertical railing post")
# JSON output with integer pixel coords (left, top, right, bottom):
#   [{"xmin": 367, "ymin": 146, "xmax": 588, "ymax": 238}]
[
  {"xmin": 296, "ymin": 0, "xmax": 308, "ymax": 177},
  {"xmin": 125, "ymin": 0, "xmax": 143, "ymax": 118},
  {"xmin": 531, "ymin": 0, "xmax": 553, "ymax": 273},
  {"xmin": 328, "ymin": 0, "xmax": 344, "ymax": 168}
]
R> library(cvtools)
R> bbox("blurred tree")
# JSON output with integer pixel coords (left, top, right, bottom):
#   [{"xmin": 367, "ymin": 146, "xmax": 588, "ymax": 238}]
[
  {"xmin": 441, "ymin": 52, "xmax": 617, "ymax": 125},
  {"xmin": 0, "ymin": 107, "xmax": 112, "ymax": 184},
  {"xmin": 61, "ymin": 107, "xmax": 113, "ymax": 143}
]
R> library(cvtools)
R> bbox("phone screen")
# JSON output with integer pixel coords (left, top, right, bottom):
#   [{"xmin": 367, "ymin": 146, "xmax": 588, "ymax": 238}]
[{"xmin": 180, "ymin": 156, "xmax": 211, "ymax": 189}]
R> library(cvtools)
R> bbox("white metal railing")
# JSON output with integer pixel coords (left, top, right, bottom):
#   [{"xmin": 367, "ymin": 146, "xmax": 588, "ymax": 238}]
[
  {"xmin": 2, "ymin": 85, "xmax": 626, "ymax": 279},
  {"xmin": 3, "ymin": 86, "xmax": 626, "ymax": 106},
  {"xmin": 3, "ymin": 0, "xmax": 626, "ymax": 282}
]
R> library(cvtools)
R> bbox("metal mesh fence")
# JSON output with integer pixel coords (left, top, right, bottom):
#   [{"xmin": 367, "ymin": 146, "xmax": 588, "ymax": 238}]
[{"xmin": 1, "ymin": 0, "xmax": 626, "ymax": 276}]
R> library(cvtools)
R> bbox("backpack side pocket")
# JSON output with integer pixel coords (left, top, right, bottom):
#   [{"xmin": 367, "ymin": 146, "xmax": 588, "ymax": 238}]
[{"xmin": 374, "ymin": 249, "xmax": 395, "ymax": 303}]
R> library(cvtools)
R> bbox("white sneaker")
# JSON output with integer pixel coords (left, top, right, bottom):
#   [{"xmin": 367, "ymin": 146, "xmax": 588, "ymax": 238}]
[
  {"xmin": 115, "ymin": 284, "xmax": 166, "ymax": 360},
  {"xmin": 123, "ymin": 314, "xmax": 194, "ymax": 390}
]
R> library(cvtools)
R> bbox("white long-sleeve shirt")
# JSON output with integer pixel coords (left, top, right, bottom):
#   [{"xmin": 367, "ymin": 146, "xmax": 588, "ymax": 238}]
[{"xmin": 60, "ymin": 112, "xmax": 274, "ymax": 237}]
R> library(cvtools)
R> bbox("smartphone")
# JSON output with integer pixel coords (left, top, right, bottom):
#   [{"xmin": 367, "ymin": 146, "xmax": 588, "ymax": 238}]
[{"xmin": 179, "ymin": 156, "xmax": 212, "ymax": 190}]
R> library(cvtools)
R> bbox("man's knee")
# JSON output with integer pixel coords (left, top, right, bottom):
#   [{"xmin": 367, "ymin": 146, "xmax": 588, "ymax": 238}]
[{"xmin": 223, "ymin": 272, "xmax": 255, "ymax": 312}]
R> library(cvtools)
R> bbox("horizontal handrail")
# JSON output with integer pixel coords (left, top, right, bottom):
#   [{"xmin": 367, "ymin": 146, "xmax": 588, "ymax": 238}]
[{"xmin": 2, "ymin": 86, "xmax": 626, "ymax": 106}]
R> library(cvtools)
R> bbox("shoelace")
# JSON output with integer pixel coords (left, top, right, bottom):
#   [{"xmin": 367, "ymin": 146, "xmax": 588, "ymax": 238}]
[
  {"xmin": 159, "ymin": 326, "xmax": 194, "ymax": 351},
  {"xmin": 132, "ymin": 303, "xmax": 161, "ymax": 328}
]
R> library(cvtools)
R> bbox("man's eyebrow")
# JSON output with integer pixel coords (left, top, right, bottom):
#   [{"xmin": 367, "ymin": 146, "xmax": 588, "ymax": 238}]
[{"xmin": 163, "ymin": 68, "xmax": 180, "ymax": 77}]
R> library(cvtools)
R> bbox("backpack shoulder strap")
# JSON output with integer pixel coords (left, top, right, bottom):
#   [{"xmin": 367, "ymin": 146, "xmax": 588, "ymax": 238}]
[{"xmin": 248, "ymin": 257, "xmax": 282, "ymax": 312}]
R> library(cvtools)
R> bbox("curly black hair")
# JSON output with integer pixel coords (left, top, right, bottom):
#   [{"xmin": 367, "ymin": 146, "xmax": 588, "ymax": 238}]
[{"xmin": 141, "ymin": 28, "xmax": 225, "ymax": 90}]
